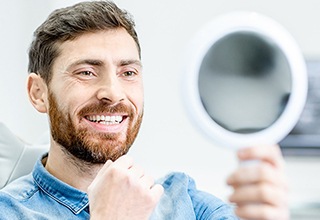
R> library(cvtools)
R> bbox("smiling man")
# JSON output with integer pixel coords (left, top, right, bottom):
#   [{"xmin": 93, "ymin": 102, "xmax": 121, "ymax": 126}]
[
  {"xmin": 44, "ymin": 29, "xmax": 144, "ymax": 165},
  {"xmin": 0, "ymin": 1, "xmax": 289, "ymax": 220}
]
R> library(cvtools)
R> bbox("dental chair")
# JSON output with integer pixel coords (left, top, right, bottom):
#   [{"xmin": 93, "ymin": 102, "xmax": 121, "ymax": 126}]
[{"xmin": 0, "ymin": 122, "xmax": 49, "ymax": 189}]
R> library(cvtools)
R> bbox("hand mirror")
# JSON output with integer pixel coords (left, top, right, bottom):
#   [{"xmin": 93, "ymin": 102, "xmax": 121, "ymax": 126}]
[{"xmin": 183, "ymin": 12, "xmax": 308, "ymax": 149}]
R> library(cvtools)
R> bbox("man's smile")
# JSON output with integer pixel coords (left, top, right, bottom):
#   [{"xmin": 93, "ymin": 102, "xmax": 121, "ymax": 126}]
[
  {"xmin": 85, "ymin": 114, "xmax": 125, "ymax": 125},
  {"xmin": 83, "ymin": 114, "xmax": 129, "ymax": 133}
]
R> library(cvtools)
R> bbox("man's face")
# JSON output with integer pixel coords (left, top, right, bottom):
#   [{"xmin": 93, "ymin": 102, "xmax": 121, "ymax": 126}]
[{"xmin": 47, "ymin": 28, "xmax": 143, "ymax": 163}]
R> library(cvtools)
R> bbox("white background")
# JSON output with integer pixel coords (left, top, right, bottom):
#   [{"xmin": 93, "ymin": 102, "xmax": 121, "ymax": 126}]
[{"xmin": 1, "ymin": 0, "xmax": 320, "ymax": 209}]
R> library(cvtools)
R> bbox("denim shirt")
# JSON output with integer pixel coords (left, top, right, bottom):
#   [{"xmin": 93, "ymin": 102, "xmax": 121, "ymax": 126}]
[{"xmin": 0, "ymin": 155, "xmax": 238, "ymax": 220}]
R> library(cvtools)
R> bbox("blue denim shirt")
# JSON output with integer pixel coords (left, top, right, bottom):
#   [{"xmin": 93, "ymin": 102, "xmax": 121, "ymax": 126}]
[{"xmin": 0, "ymin": 155, "xmax": 238, "ymax": 219}]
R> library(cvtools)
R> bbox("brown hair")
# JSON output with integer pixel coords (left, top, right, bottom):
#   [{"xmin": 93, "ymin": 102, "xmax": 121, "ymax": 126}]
[{"xmin": 28, "ymin": 1, "xmax": 140, "ymax": 84}]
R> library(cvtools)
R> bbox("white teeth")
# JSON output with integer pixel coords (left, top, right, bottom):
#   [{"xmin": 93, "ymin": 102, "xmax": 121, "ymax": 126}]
[
  {"xmin": 116, "ymin": 116, "xmax": 122, "ymax": 122},
  {"xmin": 87, "ymin": 115, "xmax": 123, "ymax": 124}
]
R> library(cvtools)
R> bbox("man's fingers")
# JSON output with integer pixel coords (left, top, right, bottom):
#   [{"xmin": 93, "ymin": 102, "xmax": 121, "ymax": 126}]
[
  {"xmin": 229, "ymin": 183, "xmax": 288, "ymax": 206},
  {"xmin": 227, "ymin": 162, "xmax": 287, "ymax": 187},
  {"xmin": 237, "ymin": 145, "xmax": 285, "ymax": 169},
  {"xmin": 150, "ymin": 183, "xmax": 164, "ymax": 203},
  {"xmin": 140, "ymin": 175, "xmax": 155, "ymax": 189},
  {"xmin": 228, "ymin": 145, "xmax": 290, "ymax": 220},
  {"xmin": 128, "ymin": 163, "xmax": 145, "ymax": 178},
  {"xmin": 95, "ymin": 155, "xmax": 134, "ymax": 180},
  {"xmin": 114, "ymin": 155, "xmax": 134, "ymax": 169},
  {"xmin": 98, "ymin": 155, "xmax": 163, "ymax": 199}
]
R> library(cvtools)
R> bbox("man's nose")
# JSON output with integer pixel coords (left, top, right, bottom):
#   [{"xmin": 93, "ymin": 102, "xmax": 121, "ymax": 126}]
[{"xmin": 96, "ymin": 74, "xmax": 125, "ymax": 104}]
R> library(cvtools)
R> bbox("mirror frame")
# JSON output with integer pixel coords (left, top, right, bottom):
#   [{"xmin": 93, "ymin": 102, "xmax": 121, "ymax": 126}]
[{"xmin": 182, "ymin": 12, "xmax": 308, "ymax": 149}]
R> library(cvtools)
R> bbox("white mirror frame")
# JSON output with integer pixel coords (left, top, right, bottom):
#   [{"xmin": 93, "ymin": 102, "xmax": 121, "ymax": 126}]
[{"xmin": 182, "ymin": 12, "xmax": 308, "ymax": 149}]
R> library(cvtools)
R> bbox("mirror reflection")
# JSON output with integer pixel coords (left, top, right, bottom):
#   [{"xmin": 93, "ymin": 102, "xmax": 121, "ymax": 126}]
[{"xmin": 198, "ymin": 31, "xmax": 292, "ymax": 134}]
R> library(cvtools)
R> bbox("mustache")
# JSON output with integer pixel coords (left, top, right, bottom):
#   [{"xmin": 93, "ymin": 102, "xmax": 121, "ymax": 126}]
[{"xmin": 78, "ymin": 102, "xmax": 134, "ymax": 117}]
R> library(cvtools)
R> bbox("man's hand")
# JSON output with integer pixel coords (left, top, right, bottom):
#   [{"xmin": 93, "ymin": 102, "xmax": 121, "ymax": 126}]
[
  {"xmin": 227, "ymin": 145, "xmax": 289, "ymax": 220},
  {"xmin": 87, "ymin": 155, "xmax": 164, "ymax": 220}
]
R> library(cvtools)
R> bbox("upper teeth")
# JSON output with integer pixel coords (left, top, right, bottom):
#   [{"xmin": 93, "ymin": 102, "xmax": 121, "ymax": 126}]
[{"xmin": 87, "ymin": 115, "xmax": 123, "ymax": 124}]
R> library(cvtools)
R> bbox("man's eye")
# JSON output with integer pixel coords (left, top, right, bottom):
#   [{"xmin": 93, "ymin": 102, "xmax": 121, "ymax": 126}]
[
  {"xmin": 123, "ymin": 71, "xmax": 136, "ymax": 77},
  {"xmin": 80, "ymin": 71, "xmax": 94, "ymax": 77}
]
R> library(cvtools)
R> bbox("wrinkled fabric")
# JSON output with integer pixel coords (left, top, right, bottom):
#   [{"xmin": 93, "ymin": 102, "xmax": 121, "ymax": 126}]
[{"xmin": 0, "ymin": 154, "xmax": 238, "ymax": 220}]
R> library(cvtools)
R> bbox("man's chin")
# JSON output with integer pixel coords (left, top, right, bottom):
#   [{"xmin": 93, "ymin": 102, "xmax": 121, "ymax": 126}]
[
  {"xmin": 82, "ymin": 138, "xmax": 128, "ymax": 159},
  {"xmin": 84, "ymin": 133, "xmax": 125, "ymax": 146}
]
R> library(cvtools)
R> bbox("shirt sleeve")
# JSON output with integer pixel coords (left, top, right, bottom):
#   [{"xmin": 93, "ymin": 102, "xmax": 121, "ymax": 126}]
[{"xmin": 152, "ymin": 172, "xmax": 239, "ymax": 220}]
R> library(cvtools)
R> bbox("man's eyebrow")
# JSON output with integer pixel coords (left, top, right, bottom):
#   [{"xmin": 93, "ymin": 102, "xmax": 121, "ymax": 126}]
[
  {"xmin": 68, "ymin": 59, "xmax": 104, "ymax": 69},
  {"xmin": 119, "ymin": 59, "xmax": 143, "ymax": 68},
  {"xmin": 67, "ymin": 59, "xmax": 142, "ymax": 69}
]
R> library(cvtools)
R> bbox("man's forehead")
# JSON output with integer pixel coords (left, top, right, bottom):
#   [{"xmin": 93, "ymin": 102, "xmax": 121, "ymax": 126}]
[{"xmin": 53, "ymin": 29, "xmax": 141, "ymax": 68}]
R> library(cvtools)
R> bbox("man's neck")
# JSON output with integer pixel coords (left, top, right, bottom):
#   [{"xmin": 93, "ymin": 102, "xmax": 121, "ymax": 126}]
[{"xmin": 44, "ymin": 141, "xmax": 103, "ymax": 192}]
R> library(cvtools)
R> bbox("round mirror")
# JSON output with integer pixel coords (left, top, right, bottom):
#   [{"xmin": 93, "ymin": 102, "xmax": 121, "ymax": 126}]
[{"xmin": 183, "ymin": 12, "xmax": 308, "ymax": 149}]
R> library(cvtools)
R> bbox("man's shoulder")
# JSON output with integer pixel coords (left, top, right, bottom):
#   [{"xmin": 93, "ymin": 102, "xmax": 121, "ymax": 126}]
[
  {"xmin": 0, "ymin": 173, "xmax": 37, "ymax": 201},
  {"xmin": 0, "ymin": 174, "xmax": 41, "ymax": 219}
]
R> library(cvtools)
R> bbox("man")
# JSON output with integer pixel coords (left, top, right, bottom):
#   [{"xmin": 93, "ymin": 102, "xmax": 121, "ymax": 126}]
[{"xmin": 0, "ymin": 1, "xmax": 288, "ymax": 219}]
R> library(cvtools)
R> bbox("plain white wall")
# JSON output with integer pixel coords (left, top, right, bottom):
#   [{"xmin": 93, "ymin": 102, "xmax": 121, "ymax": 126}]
[{"xmin": 1, "ymin": 0, "xmax": 320, "ymax": 207}]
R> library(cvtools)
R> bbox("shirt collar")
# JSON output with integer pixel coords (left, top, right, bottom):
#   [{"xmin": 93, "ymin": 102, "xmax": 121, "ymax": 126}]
[{"xmin": 32, "ymin": 153, "xmax": 89, "ymax": 215}]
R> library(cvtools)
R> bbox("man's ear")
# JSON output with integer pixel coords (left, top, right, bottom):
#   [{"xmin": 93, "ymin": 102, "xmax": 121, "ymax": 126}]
[{"xmin": 27, "ymin": 73, "xmax": 48, "ymax": 113}]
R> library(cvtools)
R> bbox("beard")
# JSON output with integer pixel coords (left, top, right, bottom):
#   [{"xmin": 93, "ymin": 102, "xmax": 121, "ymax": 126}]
[{"xmin": 48, "ymin": 91, "xmax": 143, "ymax": 164}]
